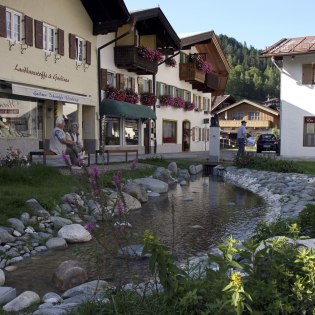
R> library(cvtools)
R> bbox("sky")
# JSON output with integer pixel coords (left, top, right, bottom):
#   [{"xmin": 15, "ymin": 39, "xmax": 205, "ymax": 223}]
[{"xmin": 124, "ymin": 0, "xmax": 314, "ymax": 50}]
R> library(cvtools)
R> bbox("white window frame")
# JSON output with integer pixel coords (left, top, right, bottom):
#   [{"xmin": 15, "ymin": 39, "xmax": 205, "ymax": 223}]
[
  {"xmin": 124, "ymin": 76, "xmax": 133, "ymax": 90},
  {"xmin": 43, "ymin": 23, "xmax": 55, "ymax": 53},
  {"xmin": 248, "ymin": 111, "xmax": 260, "ymax": 120},
  {"xmin": 75, "ymin": 36, "xmax": 85, "ymax": 63},
  {"xmin": 143, "ymin": 78, "xmax": 150, "ymax": 93},
  {"xmin": 107, "ymin": 71, "xmax": 116, "ymax": 87},
  {"xmin": 6, "ymin": 8, "xmax": 22, "ymax": 43},
  {"xmin": 160, "ymin": 83, "xmax": 167, "ymax": 96}
]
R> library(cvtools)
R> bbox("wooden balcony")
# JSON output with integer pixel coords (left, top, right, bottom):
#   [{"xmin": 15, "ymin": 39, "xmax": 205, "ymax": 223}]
[
  {"xmin": 219, "ymin": 120, "xmax": 272, "ymax": 128},
  {"xmin": 114, "ymin": 46, "xmax": 158, "ymax": 75},
  {"xmin": 192, "ymin": 72, "xmax": 220, "ymax": 92},
  {"xmin": 179, "ymin": 63, "xmax": 205, "ymax": 84}
]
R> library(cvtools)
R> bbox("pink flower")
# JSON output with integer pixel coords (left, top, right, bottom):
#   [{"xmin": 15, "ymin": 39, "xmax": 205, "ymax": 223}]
[{"xmin": 85, "ymin": 221, "xmax": 95, "ymax": 234}]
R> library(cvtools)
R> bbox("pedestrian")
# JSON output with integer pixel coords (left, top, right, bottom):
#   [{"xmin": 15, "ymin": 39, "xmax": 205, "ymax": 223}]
[
  {"xmin": 236, "ymin": 120, "xmax": 247, "ymax": 159},
  {"xmin": 49, "ymin": 117, "xmax": 81, "ymax": 169},
  {"xmin": 65, "ymin": 122, "xmax": 84, "ymax": 160}
]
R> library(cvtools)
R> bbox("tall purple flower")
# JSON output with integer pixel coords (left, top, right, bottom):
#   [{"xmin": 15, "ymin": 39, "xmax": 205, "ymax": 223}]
[
  {"xmin": 113, "ymin": 173, "xmax": 122, "ymax": 189},
  {"xmin": 115, "ymin": 202, "xmax": 125, "ymax": 215},
  {"xmin": 91, "ymin": 166, "xmax": 100, "ymax": 178},
  {"xmin": 85, "ymin": 221, "xmax": 95, "ymax": 234},
  {"xmin": 131, "ymin": 159, "xmax": 138, "ymax": 170}
]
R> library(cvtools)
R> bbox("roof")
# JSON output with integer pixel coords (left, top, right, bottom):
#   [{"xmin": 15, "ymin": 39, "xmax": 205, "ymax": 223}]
[
  {"xmin": 215, "ymin": 99, "xmax": 280, "ymax": 116},
  {"xmin": 80, "ymin": 0, "xmax": 130, "ymax": 35},
  {"xmin": 100, "ymin": 99, "xmax": 157, "ymax": 120},
  {"xmin": 261, "ymin": 36, "xmax": 315, "ymax": 58},
  {"xmin": 130, "ymin": 8, "xmax": 181, "ymax": 51},
  {"xmin": 211, "ymin": 94, "xmax": 236, "ymax": 112}
]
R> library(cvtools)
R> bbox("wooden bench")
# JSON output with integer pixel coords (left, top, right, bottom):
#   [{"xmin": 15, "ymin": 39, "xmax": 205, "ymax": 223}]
[
  {"xmin": 29, "ymin": 150, "xmax": 90, "ymax": 166},
  {"xmin": 95, "ymin": 148, "xmax": 138, "ymax": 165}
]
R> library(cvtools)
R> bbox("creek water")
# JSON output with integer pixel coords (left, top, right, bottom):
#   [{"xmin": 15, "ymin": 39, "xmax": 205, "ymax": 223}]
[{"xmin": 5, "ymin": 174, "xmax": 266, "ymax": 296}]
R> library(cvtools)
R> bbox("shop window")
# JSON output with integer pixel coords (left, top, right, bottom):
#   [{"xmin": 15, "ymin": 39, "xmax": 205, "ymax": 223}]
[
  {"xmin": 43, "ymin": 23, "xmax": 55, "ymax": 53},
  {"xmin": 0, "ymin": 98, "xmax": 38, "ymax": 138},
  {"xmin": 6, "ymin": 8, "xmax": 21, "ymax": 42},
  {"xmin": 303, "ymin": 116, "xmax": 315, "ymax": 147},
  {"xmin": 249, "ymin": 112, "xmax": 260, "ymax": 120},
  {"xmin": 163, "ymin": 120, "xmax": 177, "ymax": 143},
  {"xmin": 125, "ymin": 119, "xmax": 139, "ymax": 146},
  {"xmin": 104, "ymin": 117, "xmax": 120, "ymax": 145}
]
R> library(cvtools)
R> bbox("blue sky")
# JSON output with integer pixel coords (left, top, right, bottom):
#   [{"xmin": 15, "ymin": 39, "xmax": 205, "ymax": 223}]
[{"xmin": 124, "ymin": 0, "xmax": 314, "ymax": 50}]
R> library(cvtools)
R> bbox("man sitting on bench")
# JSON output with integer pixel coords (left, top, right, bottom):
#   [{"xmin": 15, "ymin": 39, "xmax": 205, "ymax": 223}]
[{"xmin": 49, "ymin": 117, "xmax": 81, "ymax": 169}]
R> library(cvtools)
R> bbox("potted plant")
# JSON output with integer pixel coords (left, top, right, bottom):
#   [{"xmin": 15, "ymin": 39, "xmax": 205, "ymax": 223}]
[
  {"xmin": 159, "ymin": 94, "xmax": 174, "ymax": 106},
  {"xmin": 105, "ymin": 85, "xmax": 126, "ymax": 101},
  {"xmin": 137, "ymin": 46, "xmax": 164, "ymax": 63},
  {"xmin": 189, "ymin": 54, "xmax": 213, "ymax": 74},
  {"xmin": 125, "ymin": 89, "xmax": 139, "ymax": 104},
  {"xmin": 140, "ymin": 92, "xmax": 157, "ymax": 106}
]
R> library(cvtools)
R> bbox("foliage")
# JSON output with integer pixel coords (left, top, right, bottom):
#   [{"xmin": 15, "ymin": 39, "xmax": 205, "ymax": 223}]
[
  {"xmin": 234, "ymin": 153, "xmax": 305, "ymax": 173},
  {"xmin": 189, "ymin": 53, "xmax": 213, "ymax": 74},
  {"xmin": 184, "ymin": 101, "xmax": 195, "ymax": 111},
  {"xmin": 1, "ymin": 147, "xmax": 29, "ymax": 168},
  {"xmin": 159, "ymin": 94, "xmax": 174, "ymax": 106},
  {"xmin": 165, "ymin": 57, "xmax": 177, "ymax": 67},
  {"xmin": 137, "ymin": 46, "xmax": 163, "ymax": 62},
  {"xmin": 124, "ymin": 89, "xmax": 139, "ymax": 104},
  {"xmin": 297, "ymin": 204, "xmax": 315, "ymax": 237},
  {"xmin": 219, "ymin": 34, "xmax": 280, "ymax": 101},
  {"xmin": 140, "ymin": 92, "xmax": 157, "ymax": 106},
  {"xmin": 105, "ymin": 85, "xmax": 126, "ymax": 101}
]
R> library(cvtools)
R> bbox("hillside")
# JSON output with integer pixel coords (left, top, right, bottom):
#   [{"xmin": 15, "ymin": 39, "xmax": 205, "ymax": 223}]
[{"xmin": 218, "ymin": 34, "xmax": 280, "ymax": 102}]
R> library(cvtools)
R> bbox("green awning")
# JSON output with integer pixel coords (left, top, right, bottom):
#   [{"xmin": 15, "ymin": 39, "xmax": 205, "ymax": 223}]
[{"xmin": 100, "ymin": 99, "xmax": 156, "ymax": 120}]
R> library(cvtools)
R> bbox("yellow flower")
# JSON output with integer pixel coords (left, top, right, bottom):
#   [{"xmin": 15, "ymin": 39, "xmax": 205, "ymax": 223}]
[
  {"xmin": 230, "ymin": 272, "xmax": 242, "ymax": 288},
  {"xmin": 143, "ymin": 230, "xmax": 155, "ymax": 242}
]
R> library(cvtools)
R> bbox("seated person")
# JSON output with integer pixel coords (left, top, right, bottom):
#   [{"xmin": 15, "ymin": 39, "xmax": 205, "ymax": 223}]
[
  {"xmin": 65, "ymin": 122, "xmax": 84, "ymax": 160},
  {"xmin": 49, "ymin": 117, "xmax": 80, "ymax": 167}
]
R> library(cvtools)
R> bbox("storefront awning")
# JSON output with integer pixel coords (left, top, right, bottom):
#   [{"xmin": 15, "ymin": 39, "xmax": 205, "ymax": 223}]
[{"xmin": 100, "ymin": 99, "xmax": 157, "ymax": 120}]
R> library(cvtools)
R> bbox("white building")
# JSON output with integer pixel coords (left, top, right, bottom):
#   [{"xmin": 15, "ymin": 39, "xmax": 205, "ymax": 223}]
[{"xmin": 262, "ymin": 37, "xmax": 315, "ymax": 159}]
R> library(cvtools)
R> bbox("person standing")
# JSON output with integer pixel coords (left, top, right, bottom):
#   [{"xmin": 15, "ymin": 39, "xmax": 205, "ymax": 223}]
[
  {"xmin": 49, "ymin": 117, "xmax": 81, "ymax": 168},
  {"xmin": 236, "ymin": 120, "xmax": 247, "ymax": 159}
]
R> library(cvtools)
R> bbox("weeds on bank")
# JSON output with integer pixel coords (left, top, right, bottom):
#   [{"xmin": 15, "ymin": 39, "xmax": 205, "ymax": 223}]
[{"xmin": 234, "ymin": 153, "xmax": 305, "ymax": 173}]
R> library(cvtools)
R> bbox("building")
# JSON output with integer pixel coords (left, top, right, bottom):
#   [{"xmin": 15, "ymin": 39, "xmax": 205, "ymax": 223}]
[
  {"xmin": 214, "ymin": 99, "xmax": 279, "ymax": 141},
  {"xmin": 262, "ymin": 36, "xmax": 315, "ymax": 159},
  {"xmin": 0, "ymin": 0, "xmax": 129, "ymax": 156}
]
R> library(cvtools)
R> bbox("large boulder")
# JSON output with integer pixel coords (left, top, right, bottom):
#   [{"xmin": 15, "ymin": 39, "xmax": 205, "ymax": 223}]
[
  {"xmin": 25, "ymin": 199, "xmax": 50, "ymax": 217},
  {"xmin": 3, "ymin": 291, "xmax": 40, "ymax": 312},
  {"xmin": 109, "ymin": 192, "xmax": 142, "ymax": 212},
  {"xmin": 124, "ymin": 182, "xmax": 148, "ymax": 203},
  {"xmin": 52, "ymin": 260, "xmax": 88, "ymax": 291},
  {"xmin": 167, "ymin": 162, "xmax": 178, "ymax": 175},
  {"xmin": 133, "ymin": 178, "xmax": 168, "ymax": 193},
  {"xmin": 153, "ymin": 167, "xmax": 176, "ymax": 184},
  {"xmin": 0, "ymin": 228, "xmax": 15, "ymax": 244},
  {"xmin": 7, "ymin": 218, "xmax": 25, "ymax": 234},
  {"xmin": 57, "ymin": 224, "xmax": 92, "ymax": 243}
]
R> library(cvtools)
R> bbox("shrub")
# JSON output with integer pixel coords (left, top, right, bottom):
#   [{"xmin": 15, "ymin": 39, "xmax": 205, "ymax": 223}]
[{"xmin": 2, "ymin": 147, "xmax": 29, "ymax": 168}]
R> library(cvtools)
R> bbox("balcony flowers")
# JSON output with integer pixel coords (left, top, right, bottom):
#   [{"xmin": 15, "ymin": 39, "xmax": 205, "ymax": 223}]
[
  {"xmin": 165, "ymin": 58, "xmax": 177, "ymax": 67},
  {"xmin": 159, "ymin": 94, "xmax": 174, "ymax": 106},
  {"xmin": 189, "ymin": 53, "xmax": 213, "ymax": 74},
  {"xmin": 105, "ymin": 85, "xmax": 126, "ymax": 101},
  {"xmin": 184, "ymin": 101, "xmax": 195, "ymax": 111},
  {"xmin": 124, "ymin": 89, "xmax": 139, "ymax": 104},
  {"xmin": 140, "ymin": 92, "xmax": 157, "ymax": 106},
  {"xmin": 137, "ymin": 46, "xmax": 164, "ymax": 63},
  {"xmin": 172, "ymin": 97, "xmax": 185, "ymax": 108}
]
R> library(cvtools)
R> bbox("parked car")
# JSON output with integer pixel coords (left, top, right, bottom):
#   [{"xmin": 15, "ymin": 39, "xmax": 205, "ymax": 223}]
[
  {"xmin": 256, "ymin": 134, "xmax": 279, "ymax": 153},
  {"xmin": 246, "ymin": 136, "xmax": 256, "ymax": 146}
]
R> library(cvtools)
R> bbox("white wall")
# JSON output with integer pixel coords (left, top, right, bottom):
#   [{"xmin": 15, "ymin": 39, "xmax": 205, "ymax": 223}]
[{"xmin": 280, "ymin": 54, "xmax": 315, "ymax": 158}]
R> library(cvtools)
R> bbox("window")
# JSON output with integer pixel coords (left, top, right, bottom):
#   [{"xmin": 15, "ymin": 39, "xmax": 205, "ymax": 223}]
[
  {"xmin": 124, "ymin": 76, "xmax": 133, "ymax": 90},
  {"xmin": 248, "ymin": 112, "xmax": 260, "ymax": 120},
  {"xmin": 107, "ymin": 71, "xmax": 116, "ymax": 87},
  {"xmin": 303, "ymin": 116, "xmax": 315, "ymax": 147},
  {"xmin": 104, "ymin": 117, "xmax": 120, "ymax": 145},
  {"xmin": 75, "ymin": 37, "xmax": 84, "ymax": 62},
  {"xmin": 183, "ymin": 90, "xmax": 191, "ymax": 101},
  {"xmin": 6, "ymin": 8, "xmax": 21, "ymax": 42},
  {"xmin": 143, "ymin": 78, "xmax": 150, "ymax": 93},
  {"xmin": 232, "ymin": 112, "xmax": 244, "ymax": 120},
  {"xmin": 162, "ymin": 120, "xmax": 177, "ymax": 143},
  {"xmin": 125, "ymin": 119, "xmax": 139, "ymax": 146},
  {"xmin": 43, "ymin": 24, "xmax": 55, "ymax": 52},
  {"xmin": 302, "ymin": 64, "xmax": 315, "ymax": 85}
]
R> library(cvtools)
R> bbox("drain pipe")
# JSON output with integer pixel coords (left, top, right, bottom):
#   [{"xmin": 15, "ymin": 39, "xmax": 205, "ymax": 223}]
[{"xmin": 97, "ymin": 18, "xmax": 135, "ymax": 149}]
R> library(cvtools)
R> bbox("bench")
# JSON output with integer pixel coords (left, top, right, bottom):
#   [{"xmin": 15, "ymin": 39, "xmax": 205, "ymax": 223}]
[
  {"xmin": 95, "ymin": 148, "xmax": 138, "ymax": 165},
  {"xmin": 29, "ymin": 150, "xmax": 90, "ymax": 166}
]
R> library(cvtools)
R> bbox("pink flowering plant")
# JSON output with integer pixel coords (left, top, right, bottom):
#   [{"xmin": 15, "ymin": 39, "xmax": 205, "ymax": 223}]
[
  {"xmin": 165, "ymin": 58, "xmax": 177, "ymax": 67},
  {"xmin": 105, "ymin": 85, "xmax": 126, "ymax": 101},
  {"xmin": 184, "ymin": 101, "xmax": 195, "ymax": 111},
  {"xmin": 189, "ymin": 53, "xmax": 213, "ymax": 74},
  {"xmin": 137, "ymin": 46, "xmax": 164, "ymax": 63},
  {"xmin": 159, "ymin": 94, "xmax": 174, "ymax": 106},
  {"xmin": 124, "ymin": 89, "xmax": 139, "ymax": 104},
  {"xmin": 2, "ymin": 147, "xmax": 29, "ymax": 168},
  {"xmin": 172, "ymin": 97, "xmax": 185, "ymax": 108},
  {"xmin": 140, "ymin": 92, "xmax": 157, "ymax": 106}
]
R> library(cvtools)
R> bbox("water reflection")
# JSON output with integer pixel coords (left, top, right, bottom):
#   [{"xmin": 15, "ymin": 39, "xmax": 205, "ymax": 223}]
[{"xmin": 5, "ymin": 175, "xmax": 266, "ymax": 296}]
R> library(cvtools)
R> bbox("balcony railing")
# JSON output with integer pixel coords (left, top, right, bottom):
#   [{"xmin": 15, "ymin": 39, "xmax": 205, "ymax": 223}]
[
  {"xmin": 219, "ymin": 120, "xmax": 272, "ymax": 128},
  {"xmin": 191, "ymin": 71, "xmax": 220, "ymax": 92},
  {"xmin": 179, "ymin": 63, "xmax": 205, "ymax": 83},
  {"xmin": 114, "ymin": 46, "xmax": 158, "ymax": 75}
]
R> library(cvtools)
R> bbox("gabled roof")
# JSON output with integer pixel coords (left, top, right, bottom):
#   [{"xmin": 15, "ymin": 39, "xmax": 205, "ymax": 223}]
[
  {"xmin": 215, "ymin": 99, "xmax": 279, "ymax": 116},
  {"xmin": 261, "ymin": 36, "xmax": 315, "ymax": 58},
  {"xmin": 130, "ymin": 8, "xmax": 181, "ymax": 52},
  {"xmin": 81, "ymin": 0, "xmax": 130, "ymax": 35},
  {"xmin": 211, "ymin": 94, "xmax": 236, "ymax": 112}
]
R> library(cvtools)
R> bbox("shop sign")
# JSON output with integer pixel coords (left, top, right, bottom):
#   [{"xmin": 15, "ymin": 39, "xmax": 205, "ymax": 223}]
[
  {"xmin": 12, "ymin": 84, "xmax": 93, "ymax": 105},
  {"xmin": 304, "ymin": 116, "xmax": 315, "ymax": 123}
]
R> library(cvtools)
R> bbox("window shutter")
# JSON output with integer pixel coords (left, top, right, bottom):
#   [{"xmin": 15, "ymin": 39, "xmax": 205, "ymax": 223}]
[
  {"xmin": 35, "ymin": 20, "xmax": 43, "ymax": 49},
  {"xmin": 131, "ymin": 77, "xmax": 135, "ymax": 92},
  {"xmin": 302, "ymin": 64, "xmax": 313, "ymax": 84},
  {"xmin": 206, "ymin": 128, "xmax": 209, "ymax": 141},
  {"xmin": 100, "ymin": 69, "xmax": 107, "ymax": 90},
  {"xmin": 85, "ymin": 40, "xmax": 91, "ymax": 65},
  {"xmin": 156, "ymin": 82, "xmax": 161, "ymax": 96},
  {"xmin": 0, "ymin": 5, "xmax": 5, "ymax": 38},
  {"xmin": 148, "ymin": 79, "xmax": 153, "ymax": 93},
  {"xmin": 116, "ymin": 73, "xmax": 124, "ymax": 89},
  {"xmin": 69, "ymin": 33, "xmax": 76, "ymax": 59},
  {"xmin": 24, "ymin": 16, "xmax": 33, "ymax": 46},
  {"xmin": 57, "ymin": 28, "xmax": 64, "ymax": 55},
  {"xmin": 138, "ymin": 77, "xmax": 144, "ymax": 93},
  {"xmin": 192, "ymin": 127, "xmax": 196, "ymax": 141},
  {"xmin": 202, "ymin": 128, "xmax": 205, "ymax": 141}
]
